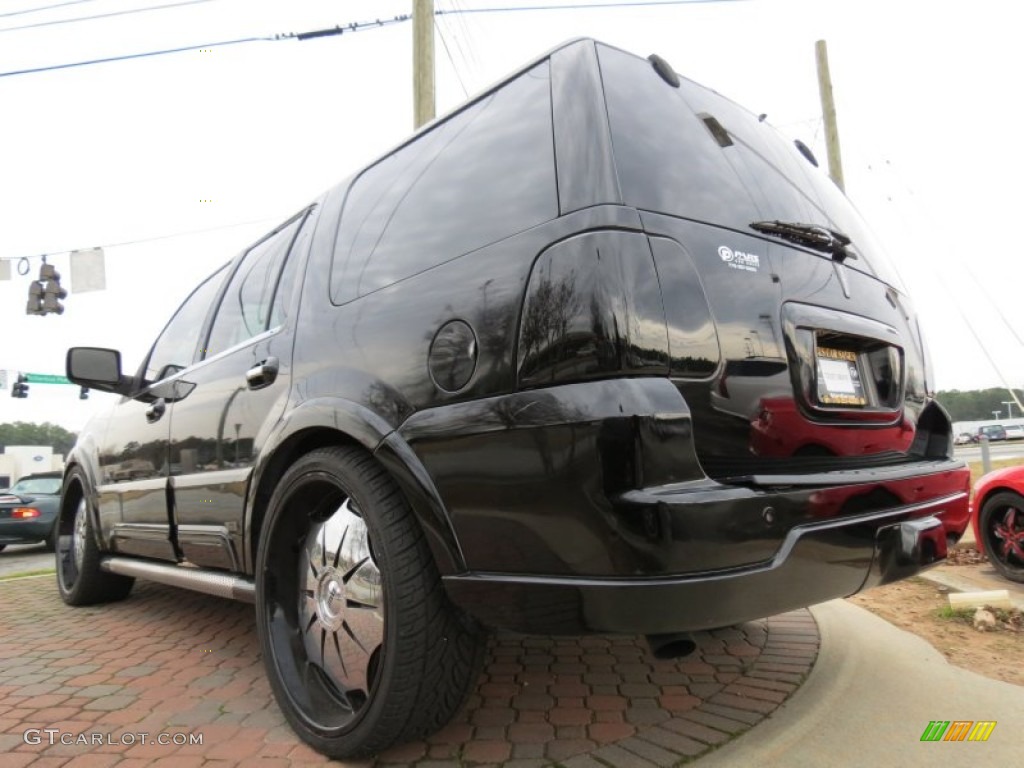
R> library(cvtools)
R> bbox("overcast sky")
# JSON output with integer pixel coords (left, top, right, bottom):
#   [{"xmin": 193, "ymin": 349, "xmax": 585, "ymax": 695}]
[{"xmin": 1, "ymin": 0, "xmax": 1023, "ymax": 432}]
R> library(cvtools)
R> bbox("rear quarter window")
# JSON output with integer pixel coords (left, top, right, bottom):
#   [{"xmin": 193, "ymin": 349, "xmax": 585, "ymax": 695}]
[{"xmin": 330, "ymin": 62, "xmax": 557, "ymax": 304}]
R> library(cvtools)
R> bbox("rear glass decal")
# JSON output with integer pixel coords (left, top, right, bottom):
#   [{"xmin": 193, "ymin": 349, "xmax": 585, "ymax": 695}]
[{"xmin": 718, "ymin": 245, "xmax": 760, "ymax": 272}]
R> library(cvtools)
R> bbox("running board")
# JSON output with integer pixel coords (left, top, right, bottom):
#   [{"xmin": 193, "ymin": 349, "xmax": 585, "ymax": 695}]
[{"xmin": 100, "ymin": 557, "xmax": 255, "ymax": 603}]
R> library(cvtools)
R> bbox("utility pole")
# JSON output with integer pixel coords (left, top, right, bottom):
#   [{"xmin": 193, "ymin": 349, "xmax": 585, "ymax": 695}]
[
  {"xmin": 413, "ymin": 0, "xmax": 435, "ymax": 130},
  {"xmin": 815, "ymin": 40, "xmax": 845, "ymax": 193}
]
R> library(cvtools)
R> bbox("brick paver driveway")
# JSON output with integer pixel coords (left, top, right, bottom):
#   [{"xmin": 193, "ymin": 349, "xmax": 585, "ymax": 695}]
[{"xmin": 0, "ymin": 575, "xmax": 818, "ymax": 767}]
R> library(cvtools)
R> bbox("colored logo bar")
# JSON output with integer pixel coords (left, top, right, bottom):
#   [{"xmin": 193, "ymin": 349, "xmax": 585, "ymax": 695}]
[{"xmin": 920, "ymin": 721, "xmax": 996, "ymax": 742}]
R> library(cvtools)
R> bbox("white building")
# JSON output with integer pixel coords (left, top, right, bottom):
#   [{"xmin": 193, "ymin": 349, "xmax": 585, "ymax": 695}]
[{"xmin": 0, "ymin": 446, "xmax": 64, "ymax": 489}]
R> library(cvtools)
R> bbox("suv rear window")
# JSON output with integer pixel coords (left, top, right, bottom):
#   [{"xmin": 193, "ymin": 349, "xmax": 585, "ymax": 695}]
[{"xmin": 598, "ymin": 43, "xmax": 906, "ymax": 291}]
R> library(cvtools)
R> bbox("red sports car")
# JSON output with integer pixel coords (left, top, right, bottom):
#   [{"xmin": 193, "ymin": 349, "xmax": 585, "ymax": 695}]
[{"xmin": 971, "ymin": 466, "xmax": 1024, "ymax": 583}]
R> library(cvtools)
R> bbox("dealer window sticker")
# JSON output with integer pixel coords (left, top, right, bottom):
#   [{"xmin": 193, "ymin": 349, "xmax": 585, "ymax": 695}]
[{"xmin": 718, "ymin": 245, "xmax": 760, "ymax": 272}]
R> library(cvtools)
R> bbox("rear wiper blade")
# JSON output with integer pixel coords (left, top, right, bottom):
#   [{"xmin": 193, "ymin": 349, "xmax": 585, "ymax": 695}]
[{"xmin": 750, "ymin": 220, "xmax": 856, "ymax": 262}]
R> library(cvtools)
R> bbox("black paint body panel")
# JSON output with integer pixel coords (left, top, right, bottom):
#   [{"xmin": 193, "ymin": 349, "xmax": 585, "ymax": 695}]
[{"xmin": 64, "ymin": 38, "xmax": 969, "ymax": 636}]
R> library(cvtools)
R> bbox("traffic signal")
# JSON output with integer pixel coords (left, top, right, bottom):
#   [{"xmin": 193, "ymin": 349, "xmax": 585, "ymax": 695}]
[
  {"xmin": 11, "ymin": 374, "xmax": 28, "ymax": 398},
  {"xmin": 79, "ymin": 386, "xmax": 89, "ymax": 400},
  {"xmin": 26, "ymin": 280, "xmax": 44, "ymax": 315},
  {"xmin": 40, "ymin": 264, "xmax": 66, "ymax": 315},
  {"xmin": 26, "ymin": 262, "xmax": 67, "ymax": 316}
]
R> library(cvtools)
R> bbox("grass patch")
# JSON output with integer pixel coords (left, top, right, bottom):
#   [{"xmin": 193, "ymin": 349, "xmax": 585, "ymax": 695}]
[
  {"xmin": 936, "ymin": 604, "xmax": 1021, "ymax": 625},
  {"xmin": 936, "ymin": 605, "xmax": 974, "ymax": 622},
  {"xmin": 968, "ymin": 457, "xmax": 1024, "ymax": 484},
  {"xmin": 0, "ymin": 568, "xmax": 56, "ymax": 582}
]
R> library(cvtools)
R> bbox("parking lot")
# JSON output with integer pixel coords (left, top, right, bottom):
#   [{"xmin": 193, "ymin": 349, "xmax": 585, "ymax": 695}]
[
  {"xmin": 0, "ymin": 543, "xmax": 53, "ymax": 580},
  {"xmin": 0, "ymin": 570, "xmax": 818, "ymax": 767}
]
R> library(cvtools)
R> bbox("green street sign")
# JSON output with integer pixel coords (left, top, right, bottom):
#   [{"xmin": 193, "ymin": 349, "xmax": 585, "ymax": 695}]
[{"xmin": 24, "ymin": 373, "xmax": 72, "ymax": 385}]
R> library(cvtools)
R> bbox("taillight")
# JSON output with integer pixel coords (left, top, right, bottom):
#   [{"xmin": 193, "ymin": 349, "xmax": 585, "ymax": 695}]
[
  {"xmin": 517, "ymin": 231, "xmax": 669, "ymax": 389},
  {"xmin": 11, "ymin": 507, "xmax": 41, "ymax": 519}
]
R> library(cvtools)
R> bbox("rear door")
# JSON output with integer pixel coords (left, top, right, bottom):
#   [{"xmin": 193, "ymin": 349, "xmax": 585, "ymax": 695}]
[{"xmin": 167, "ymin": 208, "xmax": 313, "ymax": 571}]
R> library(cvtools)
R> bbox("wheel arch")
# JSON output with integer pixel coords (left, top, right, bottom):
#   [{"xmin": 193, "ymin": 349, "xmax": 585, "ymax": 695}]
[
  {"xmin": 245, "ymin": 398, "xmax": 465, "ymax": 576},
  {"xmin": 59, "ymin": 457, "xmax": 104, "ymax": 552}
]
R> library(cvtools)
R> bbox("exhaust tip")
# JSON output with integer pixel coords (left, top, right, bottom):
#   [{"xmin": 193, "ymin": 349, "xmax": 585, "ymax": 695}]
[{"xmin": 646, "ymin": 632, "xmax": 697, "ymax": 660}]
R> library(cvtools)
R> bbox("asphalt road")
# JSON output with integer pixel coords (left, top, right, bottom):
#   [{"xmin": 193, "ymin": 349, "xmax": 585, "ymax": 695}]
[
  {"xmin": 954, "ymin": 440, "xmax": 1024, "ymax": 463},
  {"xmin": 0, "ymin": 541, "xmax": 56, "ymax": 579}
]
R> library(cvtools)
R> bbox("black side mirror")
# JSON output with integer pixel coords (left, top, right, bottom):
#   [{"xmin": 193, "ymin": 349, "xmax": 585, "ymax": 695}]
[{"xmin": 66, "ymin": 347, "xmax": 134, "ymax": 396}]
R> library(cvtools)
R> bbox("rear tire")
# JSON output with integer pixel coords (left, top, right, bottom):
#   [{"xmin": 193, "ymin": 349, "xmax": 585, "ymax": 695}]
[
  {"xmin": 56, "ymin": 472, "xmax": 134, "ymax": 605},
  {"xmin": 979, "ymin": 490, "xmax": 1024, "ymax": 584},
  {"xmin": 255, "ymin": 445, "xmax": 484, "ymax": 759}
]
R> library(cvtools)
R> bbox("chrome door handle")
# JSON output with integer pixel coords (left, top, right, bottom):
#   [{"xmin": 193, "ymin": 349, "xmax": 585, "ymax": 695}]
[
  {"xmin": 246, "ymin": 356, "xmax": 279, "ymax": 390},
  {"xmin": 145, "ymin": 398, "xmax": 166, "ymax": 423}
]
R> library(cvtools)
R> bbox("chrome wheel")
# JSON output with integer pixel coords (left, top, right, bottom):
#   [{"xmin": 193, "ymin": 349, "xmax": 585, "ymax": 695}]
[
  {"xmin": 298, "ymin": 498, "xmax": 383, "ymax": 710},
  {"xmin": 73, "ymin": 498, "xmax": 88, "ymax": 571},
  {"xmin": 56, "ymin": 477, "xmax": 134, "ymax": 605},
  {"xmin": 256, "ymin": 446, "xmax": 484, "ymax": 758}
]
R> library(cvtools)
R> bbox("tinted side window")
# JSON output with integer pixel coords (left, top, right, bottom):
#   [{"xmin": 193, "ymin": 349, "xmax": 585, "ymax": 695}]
[
  {"xmin": 269, "ymin": 211, "xmax": 313, "ymax": 328},
  {"xmin": 331, "ymin": 62, "xmax": 556, "ymax": 303},
  {"xmin": 145, "ymin": 265, "xmax": 229, "ymax": 382},
  {"xmin": 205, "ymin": 214, "xmax": 306, "ymax": 358}
]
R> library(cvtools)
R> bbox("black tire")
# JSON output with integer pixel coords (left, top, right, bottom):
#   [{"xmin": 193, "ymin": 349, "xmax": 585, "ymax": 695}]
[
  {"xmin": 56, "ymin": 471, "xmax": 135, "ymax": 605},
  {"xmin": 979, "ymin": 490, "xmax": 1024, "ymax": 584},
  {"xmin": 255, "ymin": 445, "xmax": 485, "ymax": 759}
]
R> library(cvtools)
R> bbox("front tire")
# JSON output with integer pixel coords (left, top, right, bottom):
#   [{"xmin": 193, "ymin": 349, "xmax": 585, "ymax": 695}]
[
  {"xmin": 980, "ymin": 490, "xmax": 1024, "ymax": 583},
  {"xmin": 56, "ymin": 472, "xmax": 134, "ymax": 605},
  {"xmin": 255, "ymin": 446, "xmax": 484, "ymax": 759}
]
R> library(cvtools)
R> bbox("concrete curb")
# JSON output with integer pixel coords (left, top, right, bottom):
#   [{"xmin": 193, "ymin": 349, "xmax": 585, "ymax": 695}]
[{"xmin": 688, "ymin": 598, "xmax": 1024, "ymax": 768}]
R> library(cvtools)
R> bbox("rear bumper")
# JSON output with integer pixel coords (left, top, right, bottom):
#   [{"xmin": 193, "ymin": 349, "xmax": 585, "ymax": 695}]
[
  {"xmin": 445, "ymin": 494, "xmax": 961, "ymax": 634},
  {"xmin": 403, "ymin": 376, "xmax": 969, "ymax": 632},
  {"xmin": 0, "ymin": 516, "xmax": 56, "ymax": 545}
]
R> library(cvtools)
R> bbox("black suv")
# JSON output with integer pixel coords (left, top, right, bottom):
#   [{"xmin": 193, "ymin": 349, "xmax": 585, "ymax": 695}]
[{"xmin": 58, "ymin": 39, "xmax": 970, "ymax": 758}]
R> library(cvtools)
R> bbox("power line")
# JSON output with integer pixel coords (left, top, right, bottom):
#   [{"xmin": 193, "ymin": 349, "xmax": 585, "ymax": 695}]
[
  {"xmin": 437, "ymin": 1, "xmax": 475, "ymax": 89},
  {"xmin": 0, "ymin": 216, "xmax": 280, "ymax": 265},
  {"xmin": 435, "ymin": 0, "xmax": 745, "ymax": 15},
  {"xmin": 0, "ymin": 15, "xmax": 414, "ymax": 78},
  {"xmin": 436, "ymin": 17, "xmax": 469, "ymax": 97},
  {"xmin": 0, "ymin": 34, "xmax": 272, "ymax": 77},
  {"xmin": 935, "ymin": 270, "xmax": 1024, "ymax": 413},
  {"xmin": 1, "ymin": 1, "xmax": 739, "ymax": 79},
  {"xmin": 0, "ymin": 0, "xmax": 100, "ymax": 19},
  {"xmin": 447, "ymin": 0, "xmax": 483, "ymax": 79},
  {"xmin": 966, "ymin": 269, "xmax": 1024, "ymax": 349},
  {"xmin": 0, "ymin": 0, "xmax": 223, "ymax": 33},
  {"xmin": 860, "ymin": 150, "xmax": 1024, "ymax": 398}
]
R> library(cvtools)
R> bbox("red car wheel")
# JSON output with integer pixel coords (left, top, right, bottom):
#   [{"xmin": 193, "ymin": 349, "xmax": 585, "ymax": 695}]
[{"xmin": 980, "ymin": 491, "xmax": 1024, "ymax": 583}]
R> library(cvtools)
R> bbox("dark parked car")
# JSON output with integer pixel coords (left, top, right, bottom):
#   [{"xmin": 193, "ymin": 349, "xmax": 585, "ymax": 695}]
[
  {"xmin": 0, "ymin": 471, "xmax": 62, "ymax": 551},
  {"xmin": 56, "ymin": 39, "xmax": 970, "ymax": 757},
  {"xmin": 977, "ymin": 424, "xmax": 1007, "ymax": 441}
]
